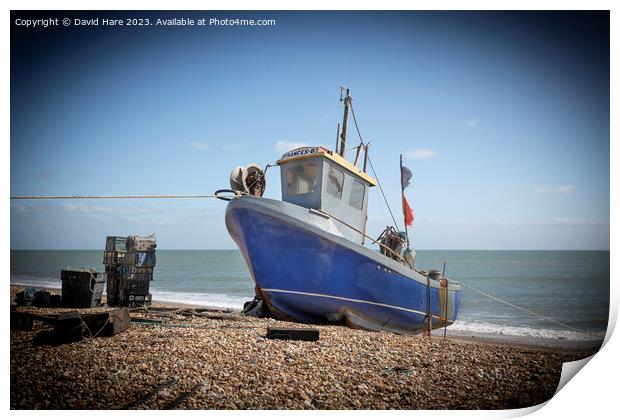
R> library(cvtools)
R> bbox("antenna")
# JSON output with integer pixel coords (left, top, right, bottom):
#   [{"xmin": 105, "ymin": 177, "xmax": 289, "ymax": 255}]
[{"xmin": 339, "ymin": 87, "xmax": 351, "ymax": 158}]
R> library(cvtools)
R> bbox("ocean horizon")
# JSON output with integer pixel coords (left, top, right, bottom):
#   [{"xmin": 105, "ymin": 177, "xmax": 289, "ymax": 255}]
[{"xmin": 10, "ymin": 249, "xmax": 610, "ymax": 342}]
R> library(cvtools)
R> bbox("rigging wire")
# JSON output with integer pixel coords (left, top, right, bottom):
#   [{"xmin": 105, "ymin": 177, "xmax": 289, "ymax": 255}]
[
  {"xmin": 367, "ymin": 157, "xmax": 401, "ymax": 234},
  {"xmin": 349, "ymin": 102, "xmax": 401, "ymax": 233}
]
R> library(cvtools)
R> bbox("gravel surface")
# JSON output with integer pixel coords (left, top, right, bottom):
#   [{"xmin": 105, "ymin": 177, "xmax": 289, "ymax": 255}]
[{"xmin": 10, "ymin": 286, "xmax": 598, "ymax": 410}]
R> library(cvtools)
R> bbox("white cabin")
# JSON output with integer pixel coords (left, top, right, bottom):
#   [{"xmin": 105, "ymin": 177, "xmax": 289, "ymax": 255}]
[{"xmin": 276, "ymin": 146, "xmax": 377, "ymax": 244}]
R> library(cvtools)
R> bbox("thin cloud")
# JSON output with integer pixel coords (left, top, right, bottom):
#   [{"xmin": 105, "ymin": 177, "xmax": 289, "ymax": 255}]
[
  {"xmin": 404, "ymin": 149, "xmax": 438, "ymax": 160},
  {"xmin": 534, "ymin": 184, "xmax": 576, "ymax": 195},
  {"xmin": 275, "ymin": 140, "xmax": 307, "ymax": 153},
  {"xmin": 188, "ymin": 141, "xmax": 210, "ymax": 151},
  {"xmin": 467, "ymin": 118, "xmax": 479, "ymax": 127},
  {"xmin": 534, "ymin": 218, "xmax": 608, "ymax": 227}
]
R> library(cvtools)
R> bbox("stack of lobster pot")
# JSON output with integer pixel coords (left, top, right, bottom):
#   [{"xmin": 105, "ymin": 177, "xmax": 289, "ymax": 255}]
[
  {"xmin": 103, "ymin": 236, "xmax": 127, "ymax": 306},
  {"xmin": 118, "ymin": 235, "xmax": 156, "ymax": 307}
]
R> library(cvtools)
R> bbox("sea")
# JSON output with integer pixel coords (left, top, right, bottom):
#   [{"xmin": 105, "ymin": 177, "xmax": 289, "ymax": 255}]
[{"xmin": 10, "ymin": 250, "xmax": 609, "ymax": 342}]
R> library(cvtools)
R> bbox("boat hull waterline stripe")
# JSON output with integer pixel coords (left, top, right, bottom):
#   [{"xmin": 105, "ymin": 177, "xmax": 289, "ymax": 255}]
[{"xmin": 261, "ymin": 288, "xmax": 454, "ymax": 322}]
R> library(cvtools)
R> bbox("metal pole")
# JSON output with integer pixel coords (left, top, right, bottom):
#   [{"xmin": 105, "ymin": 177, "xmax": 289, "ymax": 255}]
[
  {"xmin": 400, "ymin": 154, "xmax": 410, "ymax": 249},
  {"xmin": 363, "ymin": 143, "xmax": 371, "ymax": 172},
  {"xmin": 443, "ymin": 261, "xmax": 448, "ymax": 340},
  {"xmin": 335, "ymin": 123, "xmax": 340, "ymax": 152},
  {"xmin": 339, "ymin": 89, "xmax": 350, "ymax": 158},
  {"xmin": 353, "ymin": 144, "xmax": 362, "ymax": 166},
  {"xmin": 424, "ymin": 273, "xmax": 432, "ymax": 336}
]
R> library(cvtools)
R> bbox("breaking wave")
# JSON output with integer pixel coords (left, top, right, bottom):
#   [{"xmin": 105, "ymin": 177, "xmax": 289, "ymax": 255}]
[
  {"xmin": 148, "ymin": 289, "xmax": 250, "ymax": 310},
  {"xmin": 10, "ymin": 275, "xmax": 250, "ymax": 310},
  {"xmin": 11, "ymin": 275, "xmax": 61, "ymax": 290},
  {"xmin": 449, "ymin": 320, "xmax": 605, "ymax": 341}
]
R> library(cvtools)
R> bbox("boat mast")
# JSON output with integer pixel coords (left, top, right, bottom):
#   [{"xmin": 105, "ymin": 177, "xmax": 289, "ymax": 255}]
[{"xmin": 338, "ymin": 87, "xmax": 351, "ymax": 158}]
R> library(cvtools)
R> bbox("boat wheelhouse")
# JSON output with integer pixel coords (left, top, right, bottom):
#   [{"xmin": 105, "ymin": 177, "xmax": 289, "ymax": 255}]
[{"xmin": 277, "ymin": 146, "xmax": 376, "ymax": 244}]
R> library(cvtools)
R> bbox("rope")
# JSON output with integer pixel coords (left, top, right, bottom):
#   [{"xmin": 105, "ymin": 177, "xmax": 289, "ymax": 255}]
[
  {"xmin": 90, "ymin": 316, "xmax": 111, "ymax": 338},
  {"xmin": 459, "ymin": 281, "xmax": 600, "ymax": 337},
  {"xmin": 11, "ymin": 194, "xmax": 218, "ymax": 200},
  {"xmin": 348, "ymin": 103, "xmax": 366, "ymax": 151},
  {"xmin": 349, "ymin": 98, "xmax": 590, "ymax": 338},
  {"xmin": 81, "ymin": 321, "xmax": 93, "ymax": 338},
  {"xmin": 131, "ymin": 320, "xmax": 257, "ymax": 330}
]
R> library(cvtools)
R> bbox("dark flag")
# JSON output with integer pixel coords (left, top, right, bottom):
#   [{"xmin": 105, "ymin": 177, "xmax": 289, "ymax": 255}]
[{"xmin": 401, "ymin": 165, "xmax": 412, "ymax": 190}]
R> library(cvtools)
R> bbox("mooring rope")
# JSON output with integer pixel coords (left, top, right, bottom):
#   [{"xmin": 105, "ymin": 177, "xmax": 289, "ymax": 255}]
[
  {"xmin": 458, "ymin": 281, "xmax": 600, "ymax": 337},
  {"xmin": 10, "ymin": 172, "xmax": 600, "ymax": 338},
  {"xmin": 10, "ymin": 194, "xmax": 219, "ymax": 200}
]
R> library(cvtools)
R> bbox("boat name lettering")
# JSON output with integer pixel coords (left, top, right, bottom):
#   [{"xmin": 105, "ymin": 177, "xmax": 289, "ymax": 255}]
[{"xmin": 281, "ymin": 147, "xmax": 317, "ymax": 160}]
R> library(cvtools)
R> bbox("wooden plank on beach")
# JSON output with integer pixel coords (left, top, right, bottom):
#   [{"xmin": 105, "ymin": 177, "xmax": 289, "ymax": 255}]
[
  {"xmin": 82, "ymin": 308, "xmax": 131, "ymax": 337},
  {"xmin": 266, "ymin": 326, "xmax": 320, "ymax": 341},
  {"xmin": 55, "ymin": 311, "xmax": 83, "ymax": 343},
  {"xmin": 10, "ymin": 312, "xmax": 33, "ymax": 331},
  {"xmin": 31, "ymin": 314, "xmax": 58, "ymax": 324}
]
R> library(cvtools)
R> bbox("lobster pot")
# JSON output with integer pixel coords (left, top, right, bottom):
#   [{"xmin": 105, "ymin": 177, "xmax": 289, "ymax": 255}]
[
  {"xmin": 103, "ymin": 236, "xmax": 127, "ymax": 307},
  {"xmin": 105, "ymin": 268, "xmax": 119, "ymax": 306},
  {"xmin": 124, "ymin": 251, "xmax": 156, "ymax": 268},
  {"xmin": 61, "ymin": 269, "xmax": 105, "ymax": 308},
  {"xmin": 120, "ymin": 278, "xmax": 151, "ymax": 295},
  {"xmin": 118, "ymin": 265, "xmax": 153, "ymax": 281},
  {"xmin": 106, "ymin": 236, "xmax": 127, "ymax": 252},
  {"xmin": 103, "ymin": 250, "xmax": 126, "ymax": 266},
  {"xmin": 119, "ymin": 291, "xmax": 152, "ymax": 308},
  {"xmin": 126, "ymin": 235, "xmax": 156, "ymax": 252}
]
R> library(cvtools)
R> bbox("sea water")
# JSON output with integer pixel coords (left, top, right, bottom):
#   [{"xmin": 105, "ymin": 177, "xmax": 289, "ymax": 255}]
[{"xmin": 10, "ymin": 250, "xmax": 609, "ymax": 341}]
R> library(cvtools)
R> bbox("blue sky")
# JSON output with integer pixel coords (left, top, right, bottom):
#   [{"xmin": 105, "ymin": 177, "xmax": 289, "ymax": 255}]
[{"xmin": 10, "ymin": 11, "xmax": 609, "ymax": 250}]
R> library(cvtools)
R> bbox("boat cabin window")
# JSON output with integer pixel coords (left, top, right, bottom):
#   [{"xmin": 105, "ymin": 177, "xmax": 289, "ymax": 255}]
[
  {"xmin": 286, "ymin": 162, "xmax": 318, "ymax": 195},
  {"xmin": 325, "ymin": 165, "xmax": 344, "ymax": 199},
  {"xmin": 349, "ymin": 179, "xmax": 365, "ymax": 210}
]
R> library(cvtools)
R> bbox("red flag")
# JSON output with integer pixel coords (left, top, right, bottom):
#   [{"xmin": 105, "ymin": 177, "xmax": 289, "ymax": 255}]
[{"xmin": 402, "ymin": 194, "xmax": 414, "ymax": 227}]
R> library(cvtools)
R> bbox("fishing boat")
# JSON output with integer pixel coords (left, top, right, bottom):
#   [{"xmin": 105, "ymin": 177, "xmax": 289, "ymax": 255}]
[{"xmin": 219, "ymin": 88, "xmax": 461, "ymax": 334}]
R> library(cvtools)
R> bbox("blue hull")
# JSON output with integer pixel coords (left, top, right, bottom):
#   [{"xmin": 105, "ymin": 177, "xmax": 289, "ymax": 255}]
[{"xmin": 226, "ymin": 197, "xmax": 460, "ymax": 333}]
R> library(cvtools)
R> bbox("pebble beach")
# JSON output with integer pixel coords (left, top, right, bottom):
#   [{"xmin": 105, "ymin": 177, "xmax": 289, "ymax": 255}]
[{"xmin": 10, "ymin": 285, "xmax": 600, "ymax": 410}]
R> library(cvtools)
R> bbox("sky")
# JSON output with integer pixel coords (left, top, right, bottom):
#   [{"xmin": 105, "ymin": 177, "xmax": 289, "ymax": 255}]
[{"xmin": 10, "ymin": 11, "xmax": 610, "ymax": 250}]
